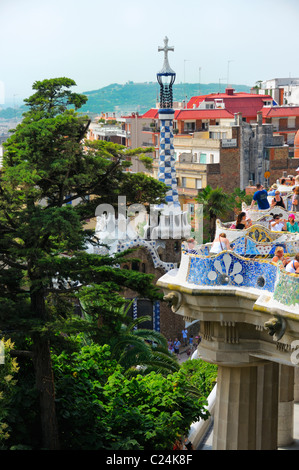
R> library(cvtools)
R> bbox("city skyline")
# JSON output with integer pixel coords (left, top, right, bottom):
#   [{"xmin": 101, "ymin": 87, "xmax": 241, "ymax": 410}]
[{"xmin": 1, "ymin": 0, "xmax": 299, "ymax": 106}]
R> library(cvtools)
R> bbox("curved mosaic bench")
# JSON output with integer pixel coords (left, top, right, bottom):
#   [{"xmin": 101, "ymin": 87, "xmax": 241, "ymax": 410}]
[
  {"xmin": 231, "ymin": 236, "xmax": 299, "ymax": 257},
  {"xmin": 273, "ymin": 268, "xmax": 299, "ymax": 308},
  {"xmin": 215, "ymin": 219, "xmax": 291, "ymax": 244},
  {"xmin": 187, "ymin": 251, "xmax": 277, "ymax": 292}
]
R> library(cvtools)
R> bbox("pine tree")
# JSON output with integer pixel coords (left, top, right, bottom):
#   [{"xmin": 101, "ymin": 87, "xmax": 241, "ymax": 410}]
[{"xmin": 0, "ymin": 77, "xmax": 167, "ymax": 449}]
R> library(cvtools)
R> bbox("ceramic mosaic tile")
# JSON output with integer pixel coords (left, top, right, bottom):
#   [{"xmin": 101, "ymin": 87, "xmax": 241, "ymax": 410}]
[
  {"xmin": 230, "ymin": 237, "xmax": 299, "ymax": 257},
  {"xmin": 187, "ymin": 251, "xmax": 277, "ymax": 292},
  {"xmin": 273, "ymin": 268, "xmax": 299, "ymax": 307}
]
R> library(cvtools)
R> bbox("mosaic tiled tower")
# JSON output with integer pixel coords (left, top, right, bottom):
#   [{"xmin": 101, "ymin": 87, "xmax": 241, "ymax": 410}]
[
  {"xmin": 158, "ymin": 109, "xmax": 180, "ymax": 207},
  {"xmin": 157, "ymin": 37, "xmax": 180, "ymax": 209}
]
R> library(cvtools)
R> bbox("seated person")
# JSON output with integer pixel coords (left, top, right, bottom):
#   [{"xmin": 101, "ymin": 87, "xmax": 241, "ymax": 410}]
[
  {"xmin": 270, "ymin": 214, "xmax": 286, "ymax": 231},
  {"xmin": 235, "ymin": 212, "xmax": 252, "ymax": 230},
  {"xmin": 271, "ymin": 246, "xmax": 290, "ymax": 267},
  {"xmin": 210, "ymin": 233, "xmax": 231, "ymax": 254},
  {"xmin": 271, "ymin": 191, "xmax": 286, "ymax": 209},
  {"xmin": 285, "ymin": 253, "xmax": 299, "ymax": 274},
  {"xmin": 286, "ymin": 214, "xmax": 299, "ymax": 233}
]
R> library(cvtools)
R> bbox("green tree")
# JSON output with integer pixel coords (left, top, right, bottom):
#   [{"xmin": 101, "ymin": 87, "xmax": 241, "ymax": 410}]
[
  {"xmin": 0, "ymin": 77, "xmax": 167, "ymax": 449},
  {"xmin": 230, "ymin": 187, "xmax": 252, "ymax": 213},
  {"xmin": 0, "ymin": 338, "xmax": 19, "ymax": 449},
  {"xmin": 105, "ymin": 305, "xmax": 179, "ymax": 375},
  {"xmin": 196, "ymin": 185, "xmax": 233, "ymax": 241},
  {"xmin": 51, "ymin": 339, "xmax": 208, "ymax": 450}
]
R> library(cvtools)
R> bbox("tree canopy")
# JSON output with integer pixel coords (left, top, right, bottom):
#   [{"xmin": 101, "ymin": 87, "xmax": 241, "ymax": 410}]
[
  {"xmin": 0, "ymin": 77, "xmax": 168, "ymax": 449},
  {"xmin": 196, "ymin": 185, "xmax": 233, "ymax": 241}
]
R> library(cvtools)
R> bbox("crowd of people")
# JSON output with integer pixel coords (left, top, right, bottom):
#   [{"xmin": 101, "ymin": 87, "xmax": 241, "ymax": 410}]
[
  {"xmin": 183, "ymin": 180, "xmax": 299, "ymax": 274},
  {"xmin": 168, "ymin": 330, "xmax": 201, "ymax": 357},
  {"xmin": 250, "ymin": 176, "xmax": 299, "ymax": 214},
  {"xmin": 248, "ymin": 181, "xmax": 299, "ymax": 232}
]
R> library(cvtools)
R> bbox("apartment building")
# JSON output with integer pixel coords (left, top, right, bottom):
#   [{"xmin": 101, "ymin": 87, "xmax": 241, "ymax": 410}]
[
  {"xmin": 86, "ymin": 112, "xmax": 154, "ymax": 172},
  {"xmin": 257, "ymin": 77, "xmax": 299, "ymax": 106},
  {"xmin": 142, "ymin": 89, "xmax": 293, "ymax": 208},
  {"xmin": 261, "ymin": 106, "xmax": 299, "ymax": 155}
]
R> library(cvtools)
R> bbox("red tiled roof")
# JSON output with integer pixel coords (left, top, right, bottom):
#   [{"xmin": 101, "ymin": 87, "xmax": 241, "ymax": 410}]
[
  {"xmin": 262, "ymin": 106, "xmax": 299, "ymax": 118},
  {"xmin": 141, "ymin": 109, "xmax": 159, "ymax": 119},
  {"xmin": 175, "ymin": 109, "xmax": 234, "ymax": 120},
  {"xmin": 186, "ymin": 91, "xmax": 274, "ymax": 117}
]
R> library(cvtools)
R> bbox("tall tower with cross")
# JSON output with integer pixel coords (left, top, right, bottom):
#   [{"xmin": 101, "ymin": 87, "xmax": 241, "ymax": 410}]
[{"xmin": 156, "ymin": 36, "xmax": 180, "ymax": 210}]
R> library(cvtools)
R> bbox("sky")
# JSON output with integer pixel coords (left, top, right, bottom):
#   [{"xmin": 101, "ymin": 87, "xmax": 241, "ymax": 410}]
[{"xmin": 1, "ymin": 0, "xmax": 299, "ymax": 106}]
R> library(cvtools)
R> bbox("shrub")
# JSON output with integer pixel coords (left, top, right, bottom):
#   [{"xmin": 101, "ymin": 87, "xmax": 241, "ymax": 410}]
[{"xmin": 52, "ymin": 337, "xmax": 209, "ymax": 450}]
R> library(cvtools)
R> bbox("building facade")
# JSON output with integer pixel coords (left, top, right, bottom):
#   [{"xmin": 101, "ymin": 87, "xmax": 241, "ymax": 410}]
[{"xmin": 257, "ymin": 77, "xmax": 299, "ymax": 106}]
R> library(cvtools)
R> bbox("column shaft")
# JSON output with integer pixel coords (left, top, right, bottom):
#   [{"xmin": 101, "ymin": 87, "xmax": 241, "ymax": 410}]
[
  {"xmin": 213, "ymin": 362, "xmax": 279, "ymax": 450},
  {"xmin": 278, "ymin": 364, "xmax": 294, "ymax": 447},
  {"xmin": 213, "ymin": 366, "xmax": 257, "ymax": 450},
  {"xmin": 256, "ymin": 362, "xmax": 279, "ymax": 450}
]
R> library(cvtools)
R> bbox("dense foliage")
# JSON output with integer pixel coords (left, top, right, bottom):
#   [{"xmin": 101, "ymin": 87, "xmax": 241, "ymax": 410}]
[
  {"xmin": 0, "ymin": 77, "xmax": 168, "ymax": 449},
  {"xmin": 0, "ymin": 339, "xmax": 19, "ymax": 449},
  {"xmin": 0, "ymin": 336, "xmax": 217, "ymax": 450},
  {"xmin": 0, "ymin": 77, "xmax": 216, "ymax": 450},
  {"xmin": 51, "ymin": 337, "xmax": 213, "ymax": 450}
]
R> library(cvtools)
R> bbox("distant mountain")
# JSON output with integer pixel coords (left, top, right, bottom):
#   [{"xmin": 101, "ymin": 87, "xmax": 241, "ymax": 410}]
[
  {"xmin": 0, "ymin": 81, "xmax": 252, "ymax": 120},
  {"xmin": 80, "ymin": 81, "xmax": 252, "ymax": 116}
]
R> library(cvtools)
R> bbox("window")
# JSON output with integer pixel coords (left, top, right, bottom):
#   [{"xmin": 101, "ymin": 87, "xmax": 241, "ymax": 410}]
[
  {"xmin": 195, "ymin": 179, "xmax": 202, "ymax": 189},
  {"xmin": 188, "ymin": 203, "xmax": 195, "ymax": 214},
  {"xmin": 210, "ymin": 154, "xmax": 214, "ymax": 164},
  {"xmin": 288, "ymin": 117, "xmax": 296, "ymax": 129},
  {"xmin": 200, "ymin": 153, "xmax": 206, "ymax": 164},
  {"xmin": 181, "ymin": 177, "xmax": 187, "ymax": 187},
  {"xmin": 132, "ymin": 260, "xmax": 140, "ymax": 271},
  {"xmin": 185, "ymin": 122, "xmax": 195, "ymax": 132}
]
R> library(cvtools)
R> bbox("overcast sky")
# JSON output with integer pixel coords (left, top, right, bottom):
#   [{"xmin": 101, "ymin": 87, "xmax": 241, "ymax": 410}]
[{"xmin": 1, "ymin": 0, "xmax": 299, "ymax": 106}]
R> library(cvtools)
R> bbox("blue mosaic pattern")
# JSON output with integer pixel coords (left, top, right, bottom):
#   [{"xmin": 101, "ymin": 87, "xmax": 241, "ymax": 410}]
[
  {"xmin": 117, "ymin": 238, "xmax": 176, "ymax": 272},
  {"xmin": 153, "ymin": 300, "xmax": 160, "ymax": 332},
  {"xmin": 158, "ymin": 111, "xmax": 180, "ymax": 207},
  {"xmin": 231, "ymin": 236, "xmax": 299, "ymax": 257},
  {"xmin": 187, "ymin": 251, "xmax": 277, "ymax": 292},
  {"xmin": 273, "ymin": 268, "xmax": 299, "ymax": 307}
]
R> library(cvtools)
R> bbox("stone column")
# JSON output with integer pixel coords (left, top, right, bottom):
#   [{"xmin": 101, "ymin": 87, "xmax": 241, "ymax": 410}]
[
  {"xmin": 213, "ymin": 362, "xmax": 279, "ymax": 450},
  {"xmin": 294, "ymin": 367, "xmax": 299, "ymax": 402},
  {"xmin": 256, "ymin": 362, "xmax": 279, "ymax": 450},
  {"xmin": 213, "ymin": 365, "xmax": 257, "ymax": 450},
  {"xmin": 278, "ymin": 365, "xmax": 294, "ymax": 447}
]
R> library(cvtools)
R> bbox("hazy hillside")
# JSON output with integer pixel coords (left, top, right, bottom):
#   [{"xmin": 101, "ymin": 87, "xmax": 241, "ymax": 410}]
[
  {"xmin": 80, "ymin": 81, "xmax": 252, "ymax": 116},
  {"xmin": 0, "ymin": 82, "xmax": 252, "ymax": 120}
]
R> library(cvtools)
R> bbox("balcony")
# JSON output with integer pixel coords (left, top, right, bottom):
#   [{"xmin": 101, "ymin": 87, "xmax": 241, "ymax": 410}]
[{"xmin": 142, "ymin": 126, "xmax": 159, "ymax": 133}]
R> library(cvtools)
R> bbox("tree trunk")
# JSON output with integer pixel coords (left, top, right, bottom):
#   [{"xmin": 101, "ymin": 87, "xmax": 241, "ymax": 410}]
[
  {"xmin": 32, "ymin": 335, "xmax": 60, "ymax": 450},
  {"xmin": 31, "ymin": 286, "xmax": 60, "ymax": 450},
  {"xmin": 209, "ymin": 214, "xmax": 217, "ymax": 242}
]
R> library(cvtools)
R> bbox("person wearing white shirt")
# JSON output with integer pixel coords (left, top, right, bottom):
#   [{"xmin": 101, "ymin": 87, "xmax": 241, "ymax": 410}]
[
  {"xmin": 270, "ymin": 215, "xmax": 286, "ymax": 232},
  {"xmin": 285, "ymin": 254, "xmax": 299, "ymax": 274}
]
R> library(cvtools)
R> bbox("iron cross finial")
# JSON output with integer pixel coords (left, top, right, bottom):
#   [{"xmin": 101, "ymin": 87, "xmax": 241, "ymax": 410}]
[{"xmin": 158, "ymin": 36, "xmax": 175, "ymax": 74}]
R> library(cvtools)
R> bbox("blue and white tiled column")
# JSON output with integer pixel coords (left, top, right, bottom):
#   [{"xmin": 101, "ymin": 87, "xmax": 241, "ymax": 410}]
[
  {"xmin": 158, "ymin": 108, "xmax": 180, "ymax": 208},
  {"xmin": 153, "ymin": 300, "xmax": 160, "ymax": 332}
]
